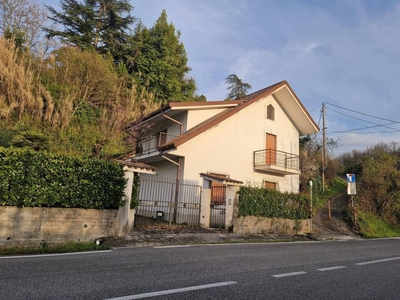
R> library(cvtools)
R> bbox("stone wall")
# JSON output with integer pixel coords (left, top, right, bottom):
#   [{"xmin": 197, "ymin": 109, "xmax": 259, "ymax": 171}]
[
  {"xmin": 233, "ymin": 216, "xmax": 311, "ymax": 235},
  {"xmin": 0, "ymin": 207, "xmax": 119, "ymax": 248}
]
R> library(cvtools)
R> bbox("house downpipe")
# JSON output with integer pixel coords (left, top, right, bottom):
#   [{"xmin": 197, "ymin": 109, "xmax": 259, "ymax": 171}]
[{"xmin": 160, "ymin": 154, "xmax": 181, "ymax": 224}]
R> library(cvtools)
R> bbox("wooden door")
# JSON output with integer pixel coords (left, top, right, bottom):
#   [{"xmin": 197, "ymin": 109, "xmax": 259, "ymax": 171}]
[
  {"xmin": 211, "ymin": 182, "xmax": 226, "ymax": 205},
  {"xmin": 264, "ymin": 181, "xmax": 277, "ymax": 190},
  {"xmin": 266, "ymin": 133, "xmax": 276, "ymax": 165}
]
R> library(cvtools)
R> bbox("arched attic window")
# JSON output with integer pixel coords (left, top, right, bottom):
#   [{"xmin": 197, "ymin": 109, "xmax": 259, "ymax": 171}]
[{"xmin": 267, "ymin": 104, "xmax": 275, "ymax": 120}]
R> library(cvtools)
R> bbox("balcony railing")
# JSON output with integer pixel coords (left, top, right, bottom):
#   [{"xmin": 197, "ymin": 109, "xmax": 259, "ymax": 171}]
[
  {"xmin": 254, "ymin": 149, "xmax": 300, "ymax": 175},
  {"xmin": 136, "ymin": 132, "xmax": 177, "ymax": 156}
]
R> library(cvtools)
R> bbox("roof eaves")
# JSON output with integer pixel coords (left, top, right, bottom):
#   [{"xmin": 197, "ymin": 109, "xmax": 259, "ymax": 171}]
[
  {"xmin": 200, "ymin": 173, "xmax": 243, "ymax": 185},
  {"xmin": 160, "ymin": 81, "xmax": 287, "ymax": 150},
  {"xmin": 124, "ymin": 103, "xmax": 172, "ymax": 131},
  {"xmin": 113, "ymin": 159, "xmax": 157, "ymax": 173},
  {"xmin": 283, "ymin": 83, "xmax": 320, "ymax": 132}
]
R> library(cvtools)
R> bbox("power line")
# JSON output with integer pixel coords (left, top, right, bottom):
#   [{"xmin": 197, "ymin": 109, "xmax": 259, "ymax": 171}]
[
  {"xmin": 325, "ymin": 105, "xmax": 400, "ymax": 132},
  {"xmin": 325, "ymin": 102, "xmax": 400, "ymax": 123},
  {"xmin": 331, "ymin": 130, "xmax": 400, "ymax": 135},
  {"xmin": 309, "ymin": 104, "xmax": 322, "ymax": 113},
  {"xmin": 317, "ymin": 109, "xmax": 322, "ymax": 128},
  {"xmin": 326, "ymin": 113, "xmax": 370, "ymax": 127},
  {"xmin": 330, "ymin": 124, "xmax": 400, "ymax": 134}
]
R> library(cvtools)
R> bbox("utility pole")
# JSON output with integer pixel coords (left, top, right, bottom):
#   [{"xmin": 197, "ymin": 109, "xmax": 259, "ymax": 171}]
[{"xmin": 322, "ymin": 103, "xmax": 327, "ymax": 191}]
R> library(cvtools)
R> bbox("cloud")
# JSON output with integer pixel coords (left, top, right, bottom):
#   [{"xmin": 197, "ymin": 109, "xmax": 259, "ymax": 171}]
[{"xmin": 41, "ymin": 0, "xmax": 400, "ymax": 154}]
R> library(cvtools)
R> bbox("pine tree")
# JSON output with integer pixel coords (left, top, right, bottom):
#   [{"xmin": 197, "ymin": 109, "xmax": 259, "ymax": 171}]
[
  {"xmin": 131, "ymin": 10, "xmax": 197, "ymax": 104},
  {"xmin": 44, "ymin": 0, "xmax": 135, "ymax": 64},
  {"xmin": 225, "ymin": 74, "xmax": 252, "ymax": 100}
]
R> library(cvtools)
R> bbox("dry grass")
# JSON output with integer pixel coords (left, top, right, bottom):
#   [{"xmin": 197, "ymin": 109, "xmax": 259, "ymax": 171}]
[{"xmin": 0, "ymin": 37, "xmax": 45, "ymax": 123}]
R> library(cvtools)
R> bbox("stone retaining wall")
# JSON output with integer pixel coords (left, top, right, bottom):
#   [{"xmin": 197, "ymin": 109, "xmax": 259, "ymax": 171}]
[
  {"xmin": 0, "ymin": 207, "xmax": 119, "ymax": 248},
  {"xmin": 233, "ymin": 216, "xmax": 311, "ymax": 235}
]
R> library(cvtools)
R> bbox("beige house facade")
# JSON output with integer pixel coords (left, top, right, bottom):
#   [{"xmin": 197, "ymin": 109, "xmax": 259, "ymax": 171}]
[{"xmin": 127, "ymin": 80, "xmax": 319, "ymax": 193}]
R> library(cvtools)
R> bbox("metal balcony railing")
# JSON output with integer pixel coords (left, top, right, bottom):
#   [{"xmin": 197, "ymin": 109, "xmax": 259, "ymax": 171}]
[
  {"xmin": 254, "ymin": 149, "xmax": 300, "ymax": 172},
  {"xmin": 135, "ymin": 132, "xmax": 177, "ymax": 156}
]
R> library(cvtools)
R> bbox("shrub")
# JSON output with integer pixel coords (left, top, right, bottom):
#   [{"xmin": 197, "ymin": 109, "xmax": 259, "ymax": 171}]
[
  {"xmin": 0, "ymin": 147, "xmax": 126, "ymax": 209},
  {"xmin": 237, "ymin": 186, "xmax": 310, "ymax": 219}
]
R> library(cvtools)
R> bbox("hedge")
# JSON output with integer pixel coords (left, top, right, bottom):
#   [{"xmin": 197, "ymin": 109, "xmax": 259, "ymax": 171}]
[
  {"xmin": 0, "ymin": 147, "xmax": 126, "ymax": 209},
  {"xmin": 237, "ymin": 186, "xmax": 310, "ymax": 219}
]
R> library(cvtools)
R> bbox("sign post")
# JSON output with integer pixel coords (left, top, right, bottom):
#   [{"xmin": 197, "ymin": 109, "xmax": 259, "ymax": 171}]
[
  {"xmin": 346, "ymin": 174, "xmax": 356, "ymax": 206},
  {"xmin": 309, "ymin": 180, "xmax": 313, "ymax": 232}
]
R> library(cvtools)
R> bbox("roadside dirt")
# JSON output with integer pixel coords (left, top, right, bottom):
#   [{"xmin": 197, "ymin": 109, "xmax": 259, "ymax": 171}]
[
  {"xmin": 311, "ymin": 192, "xmax": 360, "ymax": 240},
  {"xmin": 104, "ymin": 192, "xmax": 361, "ymax": 248}
]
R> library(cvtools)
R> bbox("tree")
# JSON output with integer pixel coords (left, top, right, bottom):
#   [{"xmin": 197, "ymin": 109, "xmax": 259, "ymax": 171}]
[
  {"xmin": 44, "ymin": 0, "xmax": 135, "ymax": 64},
  {"xmin": 130, "ymin": 10, "xmax": 198, "ymax": 104},
  {"xmin": 359, "ymin": 148, "xmax": 400, "ymax": 217},
  {"xmin": 225, "ymin": 74, "xmax": 252, "ymax": 100},
  {"xmin": 0, "ymin": 0, "xmax": 47, "ymax": 52}
]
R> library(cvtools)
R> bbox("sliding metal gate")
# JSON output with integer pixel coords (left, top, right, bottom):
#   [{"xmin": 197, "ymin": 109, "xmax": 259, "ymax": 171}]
[
  {"xmin": 209, "ymin": 184, "xmax": 227, "ymax": 229},
  {"xmin": 135, "ymin": 178, "xmax": 202, "ymax": 227}
]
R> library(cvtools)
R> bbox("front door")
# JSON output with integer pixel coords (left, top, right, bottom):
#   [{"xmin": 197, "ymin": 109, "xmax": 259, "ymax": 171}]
[{"xmin": 266, "ymin": 133, "xmax": 277, "ymax": 165}]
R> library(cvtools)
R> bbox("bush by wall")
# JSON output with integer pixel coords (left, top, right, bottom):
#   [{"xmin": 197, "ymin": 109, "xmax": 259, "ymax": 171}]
[
  {"xmin": 0, "ymin": 147, "xmax": 126, "ymax": 209},
  {"xmin": 237, "ymin": 186, "xmax": 310, "ymax": 219}
]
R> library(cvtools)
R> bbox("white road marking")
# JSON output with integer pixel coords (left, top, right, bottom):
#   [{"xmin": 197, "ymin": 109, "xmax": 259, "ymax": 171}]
[
  {"xmin": 103, "ymin": 281, "xmax": 238, "ymax": 300},
  {"xmin": 356, "ymin": 256, "xmax": 400, "ymax": 266},
  {"xmin": 154, "ymin": 245, "xmax": 192, "ymax": 249},
  {"xmin": 0, "ymin": 250, "xmax": 112, "ymax": 259},
  {"xmin": 317, "ymin": 266, "xmax": 347, "ymax": 271},
  {"xmin": 272, "ymin": 271, "xmax": 307, "ymax": 278}
]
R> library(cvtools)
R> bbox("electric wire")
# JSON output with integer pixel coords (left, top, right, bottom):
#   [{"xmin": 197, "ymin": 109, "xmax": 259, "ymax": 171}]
[
  {"xmin": 325, "ymin": 102, "xmax": 399, "ymax": 123},
  {"xmin": 325, "ymin": 105, "xmax": 400, "ymax": 133},
  {"xmin": 309, "ymin": 104, "xmax": 321, "ymax": 113}
]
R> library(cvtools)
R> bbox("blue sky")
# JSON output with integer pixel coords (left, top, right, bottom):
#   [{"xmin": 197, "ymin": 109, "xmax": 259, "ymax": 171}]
[{"xmin": 42, "ymin": 0, "xmax": 400, "ymax": 155}]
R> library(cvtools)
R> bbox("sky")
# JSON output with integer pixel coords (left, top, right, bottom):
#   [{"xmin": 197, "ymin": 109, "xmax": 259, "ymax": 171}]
[{"xmin": 42, "ymin": 0, "xmax": 400, "ymax": 156}]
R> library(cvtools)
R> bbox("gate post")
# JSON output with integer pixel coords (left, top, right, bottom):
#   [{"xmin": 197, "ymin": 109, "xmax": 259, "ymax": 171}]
[
  {"xmin": 116, "ymin": 170, "xmax": 135, "ymax": 236},
  {"xmin": 225, "ymin": 185, "xmax": 239, "ymax": 230},
  {"xmin": 200, "ymin": 179, "xmax": 212, "ymax": 228}
]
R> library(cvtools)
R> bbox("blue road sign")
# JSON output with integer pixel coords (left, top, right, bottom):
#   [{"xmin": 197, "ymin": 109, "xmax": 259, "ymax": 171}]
[{"xmin": 346, "ymin": 174, "xmax": 356, "ymax": 183}]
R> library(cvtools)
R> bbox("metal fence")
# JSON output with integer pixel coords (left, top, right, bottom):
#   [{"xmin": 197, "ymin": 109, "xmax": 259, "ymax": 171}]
[
  {"xmin": 135, "ymin": 177, "xmax": 202, "ymax": 227},
  {"xmin": 136, "ymin": 133, "xmax": 177, "ymax": 156},
  {"xmin": 254, "ymin": 149, "xmax": 300, "ymax": 171}
]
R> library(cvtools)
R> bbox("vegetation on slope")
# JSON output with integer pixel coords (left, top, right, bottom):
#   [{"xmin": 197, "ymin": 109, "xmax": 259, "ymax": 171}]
[{"xmin": 0, "ymin": 0, "xmax": 204, "ymax": 158}]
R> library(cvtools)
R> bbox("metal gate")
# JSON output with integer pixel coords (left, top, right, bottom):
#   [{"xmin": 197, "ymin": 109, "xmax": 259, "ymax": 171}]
[
  {"xmin": 135, "ymin": 178, "xmax": 202, "ymax": 227},
  {"xmin": 209, "ymin": 184, "xmax": 226, "ymax": 228}
]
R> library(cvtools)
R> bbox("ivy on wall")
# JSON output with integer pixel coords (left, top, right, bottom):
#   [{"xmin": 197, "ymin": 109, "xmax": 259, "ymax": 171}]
[
  {"xmin": 0, "ymin": 147, "xmax": 126, "ymax": 209},
  {"xmin": 237, "ymin": 186, "xmax": 310, "ymax": 219}
]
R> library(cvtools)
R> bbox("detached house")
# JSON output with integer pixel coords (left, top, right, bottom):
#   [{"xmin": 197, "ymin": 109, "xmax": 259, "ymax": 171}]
[{"xmin": 127, "ymin": 80, "xmax": 319, "ymax": 228}]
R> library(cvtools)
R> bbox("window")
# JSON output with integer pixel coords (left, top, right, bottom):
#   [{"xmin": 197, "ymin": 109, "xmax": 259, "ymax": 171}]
[
  {"xmin": 157, "ymin": 130, "xmax": 168, "ymax": 148},
  {"xmin": 263, "ymin": 181, "xmax": 277, "ymax": 190},
  {"xmin": 267, "ymin": 104, "xmax": 275, "ymax": 120}
]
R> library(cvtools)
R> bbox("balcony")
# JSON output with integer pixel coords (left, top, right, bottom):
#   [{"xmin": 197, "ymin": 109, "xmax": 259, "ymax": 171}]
[
  {"xmin": 254, "ymin": 149, "xmax": 300, "ymax": 175},
  {"xmin": 135, "ymin": 133, "xmax": 177, "ymax": 157}
]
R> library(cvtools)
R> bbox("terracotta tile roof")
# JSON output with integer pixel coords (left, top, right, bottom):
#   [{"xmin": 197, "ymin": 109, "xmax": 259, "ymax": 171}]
[
  {"xmin": 200, "ymin": 173, "xmax": 243, "ymax": 185},
  {"xmin": 160, "ymin": 81, "xmax": 290, "ymax": 150},
  {"xmin": 124, "ymin": 100, "xmax": 241, "ymax": 132},
  {"xmin": 113, "ymin": 159, "xmax": 157, "ymax": 173}
]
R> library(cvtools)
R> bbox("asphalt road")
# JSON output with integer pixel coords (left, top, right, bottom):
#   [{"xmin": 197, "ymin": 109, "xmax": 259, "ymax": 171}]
[{"xmin": 1, "ymin": 239, "xmax": 400, "ymax": 300}]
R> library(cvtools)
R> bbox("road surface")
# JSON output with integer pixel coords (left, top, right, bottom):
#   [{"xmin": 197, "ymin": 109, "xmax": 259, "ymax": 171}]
[{"xmin": 1, "ymin": 239, "xmax": 400, "ymax": 299}]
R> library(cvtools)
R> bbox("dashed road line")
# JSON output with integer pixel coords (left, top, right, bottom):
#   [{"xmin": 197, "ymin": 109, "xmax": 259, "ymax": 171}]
[
  {"xmin": 272, "ymin": 271, "xmax": 307, "ymax": 278},
  {"xmin": 317, "ymin": 266, "xmax": 347, "ymax": 271},
  {"xmin": 356, "ymin": 256, "xmax": 400, "ymax": 266},
  {"xmin": 103, "ymin": 281, "xmax": 238, "ymax": 300},
  {"xmin": 154, "ymin": 245, "xmax": 192, "ymax": 249}
]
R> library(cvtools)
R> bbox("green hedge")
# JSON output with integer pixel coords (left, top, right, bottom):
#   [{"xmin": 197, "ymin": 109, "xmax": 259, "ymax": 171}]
[
  {"xmin": 0, "ymin": 147, "xmax": 126, "ymax": 209},
  {"xmin": 237, "ymin": 186, "xmax": 310, "ymax": 219}
]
